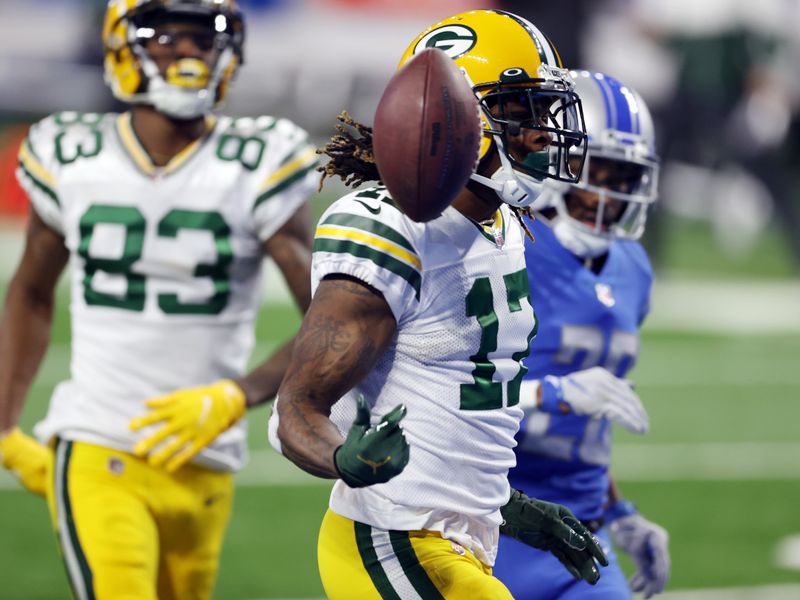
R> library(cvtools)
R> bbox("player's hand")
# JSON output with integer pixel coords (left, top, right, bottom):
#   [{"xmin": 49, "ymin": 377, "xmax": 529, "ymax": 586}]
[
  {"xmin": 500, "ymin": 489, "xmax": 608, "ymax": 584},
  {"xmin": 130, "ymin": 379, "xmax": 246, "ymax": 473},
  {"xmin": 539, "ymin": 367, "xmax": 649, "ymax": 434},
  {"xmin": 0, "ymin": 428, "xmax": 49, "ymax": 497},
  {"xmin": 606, "ymin": 500, "xmax": 670, "ymax": 598},
  {"xmin": 334, "ymin": 395, "xmax": 409, "ymax": 488}
]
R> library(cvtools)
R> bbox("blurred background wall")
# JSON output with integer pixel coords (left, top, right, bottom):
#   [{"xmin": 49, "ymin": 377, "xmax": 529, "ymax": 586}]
[
  {"xmin": 1, "ymin": 0, "xmax": 799, "ymax": 279},
  {"xmin": 1, "ymin": 1, "xmax": 799, "ymax": 598}
]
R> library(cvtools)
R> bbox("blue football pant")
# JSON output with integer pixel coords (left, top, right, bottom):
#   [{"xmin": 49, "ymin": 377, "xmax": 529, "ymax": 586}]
[{"xmin": 493, "ymin": 528, "xmax": 631, "ymax": 600}]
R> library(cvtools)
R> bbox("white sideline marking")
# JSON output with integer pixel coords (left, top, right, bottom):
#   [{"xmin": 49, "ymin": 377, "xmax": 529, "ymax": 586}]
[
  {"xmin": 235, "ymin": 442, "xmax": 800, "ymax": 486},
  {"xmin": 612, "ymin": 442, "xmax": 800, "ymax": 482},
  {"xmin": 4, "ymin": 441, "xmax": 799, "ymax": 491},
  {"xmin": 774, "ymin": 534, "xmax": 800, "ymax": 570},
  {"xmin": 30, "ymin": 342, "xmax": 800, "ymax": 388},
  {"xmin": 646, "ymin": 278, "xmax": 800, "ymax": 334},
  {"xmin": 661, "ymin": 584, "xmax": 800, "ymax": 599},
  {"xmin": 2, "ymin": 227, "xmax": 799, "ymax": 334}
]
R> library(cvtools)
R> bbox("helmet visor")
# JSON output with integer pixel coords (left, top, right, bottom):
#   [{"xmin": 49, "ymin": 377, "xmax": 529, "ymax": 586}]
[{"xmin": 479, "ymin": 83, "xmax": 587, "ymax": 183}]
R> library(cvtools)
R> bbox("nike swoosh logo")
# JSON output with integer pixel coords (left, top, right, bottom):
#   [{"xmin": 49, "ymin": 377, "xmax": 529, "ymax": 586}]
[{"xmin": 354, "ymin": 199, "xmax": 381, "ymax": 215}]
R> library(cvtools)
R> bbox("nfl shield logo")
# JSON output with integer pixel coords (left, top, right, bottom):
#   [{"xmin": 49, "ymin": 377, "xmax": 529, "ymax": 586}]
[{"xmin": 595, "ymin": 283, "xmax": 615, "ymax": 307}]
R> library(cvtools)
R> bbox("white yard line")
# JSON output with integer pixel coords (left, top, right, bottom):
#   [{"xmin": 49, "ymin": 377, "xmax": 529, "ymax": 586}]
[
  {"xmin": 235, "ymin": 442, "xmax": 800, "ymax": 485},
  {"xmin": 647, "ymin": 278, "xmax": 800, "ymax": 334},
  {"xmin": 612, "ymin": 441, "xmax": 800, "ymax": 482},
  {"xmin": 30, "ymin": 342, "xmax": 800, "ymax": 389},
  {"xmin": 2, "ymin": 228, "xmax": 799, "ymax": 333},
  {"xmin": 5, "ymin": 441, "xmax": 799, "ymax": 491},
  {"xmin": 660, "ymin": 584, "xmax": 800, "ymax": 599}
]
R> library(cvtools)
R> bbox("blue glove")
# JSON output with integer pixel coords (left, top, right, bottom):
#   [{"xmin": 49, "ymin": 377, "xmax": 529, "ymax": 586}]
[{"xmin": 605, "ymin": 500, "xmax": 670, "ymax": 598}]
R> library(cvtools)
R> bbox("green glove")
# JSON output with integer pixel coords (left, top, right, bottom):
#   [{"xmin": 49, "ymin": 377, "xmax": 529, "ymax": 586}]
[
  {"xmin": 500, "ymin": 489, "xmax": 609, "ymax": 584},
  {"xmin": 334, "ymin": 395, "xmax": 410, "ymax": 488}
]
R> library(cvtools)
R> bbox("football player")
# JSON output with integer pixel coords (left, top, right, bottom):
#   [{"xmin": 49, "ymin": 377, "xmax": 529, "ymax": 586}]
[
  {"xmin": 492, "ymin": 71, "xmax": 671, "ymax": 599},
  {"xmin": 267, "ymin": 10, "xmax": 609, "ymax": 599},
  {"xmin": 0, "ymin": 1, "xmax": 317, "ymax": 598}
]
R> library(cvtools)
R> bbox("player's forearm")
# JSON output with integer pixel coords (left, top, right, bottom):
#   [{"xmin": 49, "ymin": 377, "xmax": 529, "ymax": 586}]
[
  {"xmin": 270, "ymin": 276, "xmax": 398, "ymax": 478},
  {"xmin": 275, "ymin": 392, "xmax": 343, "ymax": 479},
  {"xmin": 0, "ymin": 279, "xmax": 56, "ymax": 432},
  {"xmin": 236, "ymin": 338, "xmax": 295, "ymax": 408}
]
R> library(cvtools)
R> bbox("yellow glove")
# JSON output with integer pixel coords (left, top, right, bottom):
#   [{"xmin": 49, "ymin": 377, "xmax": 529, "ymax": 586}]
[
  {"xmin": 0, "ymin": 428, "xmax": 49, "ymax": 497},
  {"xmin": 129, "ymin": 379, "xmax": 246, "ymax": 473}
]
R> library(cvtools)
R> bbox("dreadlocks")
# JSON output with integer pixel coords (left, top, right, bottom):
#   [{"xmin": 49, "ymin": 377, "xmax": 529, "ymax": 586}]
[
  {"xmin": 317, "ymin": 112, "xmax": 381, "ymax": 191},
  {"xmin": 316, "ymin": 111, "xmax": 534, "ymax": 241}
]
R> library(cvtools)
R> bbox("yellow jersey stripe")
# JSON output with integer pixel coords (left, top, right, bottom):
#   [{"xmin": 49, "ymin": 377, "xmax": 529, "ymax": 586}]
[
  {"xmin": 315, "ymin": 225, "xmax": 422, "ymax": 270},
  {"xmin": 258, "ymin": 146, "xmax": 318, "ymax": 194},
  {"xmin": 18, "ymin": 142, "xmax": 56, "ymax": 190}
]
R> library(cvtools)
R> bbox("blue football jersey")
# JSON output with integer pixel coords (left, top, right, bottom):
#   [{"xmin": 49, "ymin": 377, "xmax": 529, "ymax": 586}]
[{"xmin": 509, "ymin": 217, "xmax": 653, "ymax": 520}]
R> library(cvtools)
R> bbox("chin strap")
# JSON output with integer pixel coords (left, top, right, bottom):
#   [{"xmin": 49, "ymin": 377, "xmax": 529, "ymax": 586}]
[
  {"xmin": 552, "ymin": 216, "xmax": 611, "ymax": 258},
  {"xmin": 470, "ymin": 134, "xmax": 542, "ymax": 208}
]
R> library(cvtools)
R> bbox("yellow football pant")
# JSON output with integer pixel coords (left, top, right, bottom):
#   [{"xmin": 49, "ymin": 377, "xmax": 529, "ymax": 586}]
[
  {"xmin": 318, "ymin": 509, "xmax": 514, "ymax": 599},
  {"xmin": 46, "ymin": 439, "xmax": 233, "ymax": 600}
]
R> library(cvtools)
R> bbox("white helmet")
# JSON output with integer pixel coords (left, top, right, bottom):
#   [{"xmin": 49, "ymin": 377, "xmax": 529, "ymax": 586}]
[{"xmin": 537, "ymin": 71, "xmax": 660, "ymax": 257}]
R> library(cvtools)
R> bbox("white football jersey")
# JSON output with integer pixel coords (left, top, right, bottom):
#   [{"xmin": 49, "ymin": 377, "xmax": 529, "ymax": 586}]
[
  {"xmin": 314, "ymin": 186, "xmax": 537, "ymax": 566},
  {"xmin": 16, "ymin": 111, "xmax": 318, "ymax": 472}
]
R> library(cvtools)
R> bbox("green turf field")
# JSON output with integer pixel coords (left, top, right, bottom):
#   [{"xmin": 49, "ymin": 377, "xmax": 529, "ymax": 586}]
[
  {"xmin": 0, "ymin": 209, "xmax": 799, "ymax": 598},
  {"xmin": 1, "ymin": 290, "xmax": 799, "ymax": 599}
]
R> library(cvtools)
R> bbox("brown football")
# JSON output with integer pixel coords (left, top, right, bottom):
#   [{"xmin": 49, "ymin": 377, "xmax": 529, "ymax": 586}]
[{"xmin": 372, "ymin": 48, "xmax": 481, "ymax": 222}]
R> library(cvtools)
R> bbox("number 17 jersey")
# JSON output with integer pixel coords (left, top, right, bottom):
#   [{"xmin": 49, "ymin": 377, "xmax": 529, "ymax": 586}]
[{"xmin": 317, "ymin": 187, "xmax": 537, "ymax": 566}]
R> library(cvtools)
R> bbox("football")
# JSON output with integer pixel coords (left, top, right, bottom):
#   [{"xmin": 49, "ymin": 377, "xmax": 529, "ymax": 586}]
[{"xmin": 372, "ymin": 48, "xmax": 481, "ymax": 222}]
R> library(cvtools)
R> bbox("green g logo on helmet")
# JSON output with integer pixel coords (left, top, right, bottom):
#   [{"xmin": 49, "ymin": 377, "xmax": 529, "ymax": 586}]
[{"xmin": 413, "ymin": 25, "xmax": 477, "ymax": 59}]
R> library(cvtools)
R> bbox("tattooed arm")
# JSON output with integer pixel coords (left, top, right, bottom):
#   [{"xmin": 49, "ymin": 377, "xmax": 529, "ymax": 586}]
[{"xmin": 274, "ymin": 275, "xmax": 398, "ymax": 479}]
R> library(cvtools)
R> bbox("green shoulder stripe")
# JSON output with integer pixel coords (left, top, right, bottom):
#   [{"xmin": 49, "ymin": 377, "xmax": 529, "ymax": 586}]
[
  {"xmin": 18, "ymin": 161, "xmax": 59, "ymax": 206},
  {"xmin": 321, "ymin": 213, "xmax": 416, "ymax": 253},
  {"xmin": 253, "ymin": 160, "xmax": 318, "ymax": 210},
  {"xmin": 313, "ymin": 237, "xmax": 421, "ymax": 300},
  {"xmin": 24, "ymin": 136, "xmax": 41, "ymax": 162}
]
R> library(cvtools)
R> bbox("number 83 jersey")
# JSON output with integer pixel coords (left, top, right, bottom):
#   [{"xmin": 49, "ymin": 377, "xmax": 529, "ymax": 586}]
[
  {"xmin": 319, "ymin": 187, "xmax": 537, "ymax": 566},
  {"xmin": 16, "ymin": 111, "xmax": 318, "ymax": 472}
]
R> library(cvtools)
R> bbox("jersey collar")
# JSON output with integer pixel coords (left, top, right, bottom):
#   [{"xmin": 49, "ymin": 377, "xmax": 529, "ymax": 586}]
[
  {"xmin": 473, "ymin": 209, "xmax": 507, "ymax": 248},
  {"xmin": 115, "ymin": 112, "xmax": 217, "ymax": 177}
]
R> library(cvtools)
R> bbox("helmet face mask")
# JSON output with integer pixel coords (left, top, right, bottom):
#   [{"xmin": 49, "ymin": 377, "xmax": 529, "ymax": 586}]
[
  {"xmin": 537, "ymin": 71, "xmax": 660, "ymax": 257},
  {"xmin": 399, "ymin": 10, "xmax": 587, "ymax": 209},
  {"xmin": 103, "ymin": 0, "xmax": 244, "ymax": 119},
  {"xmin": 480, "ymin": 79, "xmax": 587, "ymax": 184}
]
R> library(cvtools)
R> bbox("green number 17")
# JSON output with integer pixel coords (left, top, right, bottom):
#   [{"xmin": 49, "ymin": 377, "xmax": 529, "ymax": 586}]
[{"xmin": 460, "ymin": 270, "xmax": 537, "ymax": 411}]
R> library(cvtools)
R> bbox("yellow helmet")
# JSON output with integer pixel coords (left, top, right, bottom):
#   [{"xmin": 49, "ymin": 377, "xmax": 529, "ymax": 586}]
[
  {"xmin": 399, "ymin": 10, "xmax": 587, "ymax": 208},
  {"xmin": 102, "ymin": 0, "xmax": 244, "ymax": 119}
]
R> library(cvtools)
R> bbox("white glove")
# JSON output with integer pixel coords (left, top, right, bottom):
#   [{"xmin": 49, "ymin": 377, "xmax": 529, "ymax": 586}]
[
  {"xmin": 538, "ymin": 367, "xmax": 650, "ymax": 434},
  {"xmin": 606, "ymin": 500, "xmax": 670, "ymax": 598}
]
